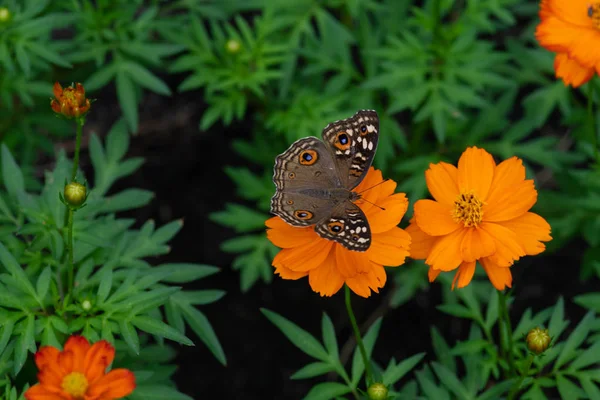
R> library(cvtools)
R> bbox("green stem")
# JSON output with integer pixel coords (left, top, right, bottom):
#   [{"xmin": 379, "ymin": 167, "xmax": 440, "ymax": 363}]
[
  {"xmin": 588, "ymin": 80, "xmax": 599, "ymax": 165},
  {"xmin": 498, "ymin": 290, "xmax": 516, "ymax": 376},
  {"xmin": 71, "ymin": 118, "xmax": 83, "ymax": 181},
  {"xmin": 507, "ymin": 354, "xmax": 535, "ymax": 400},
  {"xmin": 66, "ymin": 208, "xmax": 74, "ymax": 291},
  {"xmin": 345, "ymin": 285, "xmax": 374, "ymax": 386}
]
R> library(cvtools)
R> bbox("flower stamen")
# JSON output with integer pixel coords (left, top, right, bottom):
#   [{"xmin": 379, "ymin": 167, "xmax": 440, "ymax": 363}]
[
  {"xmin": 452, "ymin": 192, "xmax": 484, "ymax": 227},
  {"xmin": 588, "ymin": 3, "xmax": 600, "ymax": 29},
  {"xmin": 61, "ymin": 372, "xmax": 88, "ymax": 398}
]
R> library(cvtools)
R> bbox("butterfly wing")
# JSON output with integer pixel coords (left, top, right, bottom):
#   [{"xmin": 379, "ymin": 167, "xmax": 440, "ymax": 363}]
[
  {"xmin": 271, "ymin": 137, "xmax": 341, "ymax": 227},
  {"xmin": 321, "ymin": 109, "xmax": 379, "ymax": 190},
  {"xmin": 314, "ymin": 201, "xmax": 371, "ymax": 251}
]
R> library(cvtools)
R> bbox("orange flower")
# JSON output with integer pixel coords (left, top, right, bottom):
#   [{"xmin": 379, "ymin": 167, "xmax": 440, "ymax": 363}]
[
  {"xmin": 406, "ymin": 147, "xmax": 552, "ymax": 290},
  {"xmin": 535, "ymin": 0, "xmax": 600, "ymax": 87},
  {"xmin": 51, "ymin": 82, "xmax": 91, "ymax": 119},
  {"xmin": 25, "ymin": 335, "xmax": 136, "ymax": 400},
  {"xmin": 266, "ymin": 167, "xmax": 411, "ymax": 298}
]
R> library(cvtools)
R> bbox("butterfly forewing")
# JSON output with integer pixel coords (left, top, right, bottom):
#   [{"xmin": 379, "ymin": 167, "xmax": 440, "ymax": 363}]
[
  {"xmin": 314, "ymin": 202, "xmax": 371, "ymax": 251},
  {"xmin": 321, "ymin": 110, "xmax": 379, "ymax": 190}
]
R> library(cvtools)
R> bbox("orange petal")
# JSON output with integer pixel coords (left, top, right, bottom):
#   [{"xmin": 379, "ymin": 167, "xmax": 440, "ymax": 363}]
[
  {"xmin": 452, "ymin": 261, "xmax": 476, "ymax": 289},
  {"xmin": 87, "ymin": 369, "xmax": 136, "ymax": 398},
  {"xmin": 414, "ymin": 199, "xmax": 459, "ymax": 236},
  {"xmin": 486, "ymin": 157, "xmax": 525, "ymax": 204},
  {"xmin": 274, "ymin": 239, "xmax": 333, "ymax": 272},
  {"xmin": 499, "ymin": 212, "xmax": 552, "ymax": 255},
  {"xmin": 37, "ymin": 368, "xmax": 63, "ymax": 389},
  {"xmin": 480, "ymin": 257, "xmax": 513, "ymax": 290},
  {"xmin": 554, "ymin": 52, "xmax": 595, "ymax": 87},
  {"xmin": 356, "ymin": 168, "xmax": 394, "ymax": 214},
  {"xmin": 266, "ymin": 216, "xmax": 318, "ymax": 248},
  {"xmin": 460, "ymin": 227, "xmax": 496, "ymax": 262},
  {"xmin": 83, "ymin": 340, "xmax": 114, "ymax": 383},
  {"xmin": 544, "ymin": 0, "xmax": 594, "ymax": 27},
  {"xmin": 308, "ymin": 251, "xmax": 345, "ymax": 296},
  {"xmin": 274, "ymin": 264, "xmax": 309, "ymax": 280},
  {"xmin": 426, "ymin": 161, "xmax": 459, "ymax": 207},
  {"xmin": 480, "ymin": 222, "xmax": 526, "ymax": 267},
  {"xmin": 52, "ymin": 82, "xmax": 62, "ymax": 99},
  {"xmin": 365, "ymin": 193, "xmax": 408, "ymax": 233},
  {"xmin": 405, "ymin": 222, "xmax": 437, "ymax": 260},
  {"xmin": 24, "ymin": 384, "xmax": 64, "ymax": 400},
  {"xmin": 346, "ymin": 264, "xmax": 386, "ymax": 298},
  {"xmin": 335, "ymin": 245, "xmax": 370, "ymax": 278},
  {"xmin": 457, "ymin": 147, "xmax": 496, "ymax": 200},
  {"xmin": 484, "ymin": 180, "xmax": 537, "ymax": 222},
  {"xmin": 56, "ymin": 350, "xmax": 74, "ymax": 374},
  {"xmin": 426, "ymin": 228, "xmax": 467, "ymax": 271},
  {"xmin": 50, "ymin": 100, "xmax": 61, "ymax": 114},
  {"xmin": 428, "ymin": 267, "xmax": 441, "ymax": 283},
  {"xmin": 35, "ymin": 346, "xmax": 60, "ymax": 370},
  {"xmin": 367, "ymin": 227, "xmax": 411, "ymax": 266},
  {"xmin": 63, "ymin": 336, "xmax": 90, "ymax": 372}
]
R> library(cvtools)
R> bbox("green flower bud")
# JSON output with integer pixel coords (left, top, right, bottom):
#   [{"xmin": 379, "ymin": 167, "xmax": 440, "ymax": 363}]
[
  {"xmin": 64, "ymin": 182, "xmax": 86, "ymax": 207},
  {"xmin": 81, "ymin": 299, "xmax": 92, "ymax": 311},
  {"xmin": 0, "ymin": 7, "xmax": 10, "ymax": 23},
  {"xmin": 226, "ymin": 39, "xmax": 241, "ymax": 54},
  {"xmin": 367, "ymin": 382, "xmax": 388, "ymax": 400},
  {"xmin": 526, "ymin": 327, "xmax": 551, "ymax": 354}
]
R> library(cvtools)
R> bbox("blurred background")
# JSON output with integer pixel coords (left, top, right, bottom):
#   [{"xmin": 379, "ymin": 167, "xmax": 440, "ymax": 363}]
[{"xmin": 1, "ymin": 0, "xmax": 598, "ymax": 398}]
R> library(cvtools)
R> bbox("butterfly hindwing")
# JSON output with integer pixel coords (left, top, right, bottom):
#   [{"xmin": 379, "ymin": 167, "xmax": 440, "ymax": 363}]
[
  {"xmin": 321, "ymin": 109, "xmax": 379, "ymax": 190},
  {"xmin": 314, "ymin": 202, "xmax": 371, "ymax": 251}
]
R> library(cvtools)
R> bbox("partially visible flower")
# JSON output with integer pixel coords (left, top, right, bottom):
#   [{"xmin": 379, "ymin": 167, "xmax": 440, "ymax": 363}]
[
  {"xmin": 226, "ymin": 39, "xmax": 241, "ymax": 53},
  {"xmin": 526, "ymin": 327, "xmax": 551, "ymax": 354},
  {"xmin": 25, "ymin": 335, "xmax": 136, "ymax": 400},
  {"xmin": 407, "ymin": 147, "xmax": 552, "ymax": 290},
  {"xmin": 0, "ymin": 7, "xmax": 10, "ymax": 23},
  {"xmin": 367, "ymin": 382, "xmax": 389, "ymax": 400},
  {"xmin": 535, "ymin": 0, "xmax": 600, "ymax": 87},
  {"xmin": 64, "ymin": 182, "xmax": 87, "ymax": 208},
  {"xmin": 266, "ymin": 167, "xmax": 411, "ymax": 298},
  {"xmin": 51, "ymin": 82, "xmax": 91, "ymax": 119}
]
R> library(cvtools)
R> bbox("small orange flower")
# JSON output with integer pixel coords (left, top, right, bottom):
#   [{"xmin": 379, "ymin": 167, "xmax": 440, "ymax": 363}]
[
  {"xmin": 51, "ymin": 82, "xmax": 91, "ymax": 119},
  {"xmin": 535, "ymin": 0, "xmax": 600, "ymax": 87},
  {"xmin": 266, "ymin": 167, "xmax": 411, "ymax": 298},
  {"xmin": 25, "ymin": 335, "xmax": 136, "ymax": 400},
  {"xmin": 406, "ymin": 147, "xmax": 552, "ymax": 290}
]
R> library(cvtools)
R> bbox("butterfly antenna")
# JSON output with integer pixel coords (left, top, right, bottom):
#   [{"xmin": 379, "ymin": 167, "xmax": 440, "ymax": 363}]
[
  {"xmin": 359, "ymin": 196, "xmax": 386, "ymax": 211},
  {"xmin": 357, "ymin": 178, "xmax": 390, "ymax": 194}
]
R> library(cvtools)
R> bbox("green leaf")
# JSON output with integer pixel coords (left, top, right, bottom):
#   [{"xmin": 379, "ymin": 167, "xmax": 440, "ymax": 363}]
[
  {"xmin": 303, "ymin": 382, "xmax": 351, "ymax": 400},
  {"xmin": 105, "ymin": 119, "xmax": 130, "ymax": 162},
  {"xmin": 548, "ymin": 297, "xmax": 568, "ymax": 340},
  {"xmin": 573, "ymin": 293, "xmax": 600, "ymax": 313},
  {"xmin": 0, "ymin": 243, "xmax": 37, "ymax": 300},
  {"xmin": 210, "ymin": 203, "xmax": 269, "ymax": 232},
  {"xmin": 291, "ymin": 362, "xmax": 334, "ymax": 380},
  {"xmin": 26, "ymin": 42, "xmax": 72, "ymax": 68},
  {"xmin": 1, "ymin": 145, "xmax": 25, "ymax": 198},
  {"xmin": 157, "ymin": 264, "xmax": 220, "ymax": 283},
  {"xmin": 85, "ymin": 63, "xmax": 119, "ymax": 91},
  {"xmin": 261, "ymin": 308, "xmax": 328, "ymax": 361},
  {"xmin": 554, "ymin": 311, "xmax": 595, "ymax": 370},
  {"xmin": 36, "ymin": 266, "xmax": 52, "ymax": 300},
  {"xmin": 416, "ymin": 368, "xmax": 451, "ymax": 400},
  {"xmin": 129, "ymin": 384, "xmax": 194, "ymax": 400},
  {"xmin": 437, "ymin": 303, "xmax": 474, "ymax": 319},
  {"xmin": 431, "ymin": 362, "xmax": 472, "ymax": 400},
  {"xmin": 97, "ymin": 267, "xmax": 113, "ymax": 304},
  {"xmin": 96, "ymin": 189, "xmax": 154, "ymax": 213},
  {"xmin": 431, "ymin": 327, "xmax": 456, "ymax": 373},
  {"xmin": 131, "ymin": 315, "xmax": 194, "ymax": 346},
  {"xmin": 569, "ymin": 339, "xmax": 600, "ymax": 370},
  {"xmin": 556, "ymin": 374, "xmax": 586, "ymax": 399},
  {"xmin": 123, "ymin": 62, "xmax": 172, "ymax": 96},
  {"xmin": 119, "ymin": 320, "xmax": 140, "ymax": 354},
  {"xmin": 382, "ymin": 353, "xmax": 426, "ymax": 386},
  {"xmin": 116, "ymin": 70, "xmax": 139, "ymax": 133},
  {"xmin": 321, "ymin": 313, "xmax": 338, "ymax": 358},
  {"xmin": 180, "ymin": 304, "xmax": 226, "ymax": 365},
  {"xmin": 351, "ymin": 318, "xmax": 382, "ymax": 386}
]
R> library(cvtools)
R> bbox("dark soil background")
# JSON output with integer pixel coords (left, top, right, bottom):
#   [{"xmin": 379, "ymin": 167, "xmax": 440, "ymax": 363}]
[{"xmin": 61, "ymin": 83, "xmax": 592, "ymax": 400}]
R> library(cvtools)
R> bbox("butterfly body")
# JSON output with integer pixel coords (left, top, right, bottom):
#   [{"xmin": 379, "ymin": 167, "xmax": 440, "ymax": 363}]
[{"xmin": 271, "ymin": 110, "xmax": 380, "ymax": 252}]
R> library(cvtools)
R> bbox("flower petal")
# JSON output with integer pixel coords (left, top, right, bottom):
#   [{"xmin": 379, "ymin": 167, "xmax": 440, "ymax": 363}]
[
  {"xmin": 367, "ymin": 227, "xmax": 411, "ymax": 266},
  {"xmin": 308, "ymin": 251, "xmax": 345, "ymax": 296},
  {"xmin": 480, "ymin": 257, "xmax": 513, "ymax": 290},
  {"xmin": 457, "ymin": 147, "xmax": 496, "ymax": 200},
  {"xmin": 426, "ymin": 228, "xmax": 468, "ymax": 271},
  {"xmin": 346, "ymin": 263, "xmax": 386, "ymax": 298},
  {"xmin": 35, "ymin": 346, "xmax": 60, "ymax": 371},
  {"xmin": 499, "ymin": 212, "xmax": 552, "ymax": 255},
  {"xmin": 414, "ymin": 199, "xmax": 459, "ymax": 236},
  {"xmin": 87, "ymin": 369, "xmax": 136, "ymax": 399},
  {"xmin": 554, "ymin": 52, "xmax": 595, "ymax": 87},
  {"xmin": 52, "ymin": 82, "xmax": 62, "ymax": 99},
  {"xmin": 355, "ymin": 168, "xmax": 389, "ymax": 214},
  {"xmin": 428, "ymin": 267, "xmax": 441, "ymax": 283},
  {"xmin": 452, "ymin": 261, "xmax": 476, "ymax": 289},
  {"xmin": 274, "ymin": 264, "xmax": 309, "ymax": 280},
  {"xmin": 266, "ymin": 217, "xmax": 317, "ymax": 248},
  {"xmin": 486, "ymin": 156, "xmax": 525, "ymax": 204},
  {"xmin": 480, "ymin": 222, "xmax": 526, "ymax": 266},
  {"xmin": 83, "ymin": 340, "xmax": 115, "ymax": 384},
  {"xmin": 365, "ymin": 193, "xmax": 408, "ymax": 233},
  {"xmin": 426, "ymin": 161, "xmax": 459, "ymax": 207},
  {"xmin": 335, "ymin": 245, "xmax": 371, "ymax": 278},
  {"xmin": 484, "ymin": 180, "xmax": 537, "ymax": 222},
  {"xmin": 273, "ymin": 239, "xmax": 333, "ymax": 272},
  {"xmin": 461, "ymin": 227, "xmax": 496, "ymax": 262},
  {"xmin": 405, "ymin": 222, "xmax": 437, "ymax": 260},
  {"xmin": 63, "ymin": 336, "xmax": 90, "ymax": 373},
  {"xmin": 24, "ymin": 384, "xmax": 64, "ymax": 400},
  {"xmin": 545, "ymin": 0, "xmax": 595, "ymax": 28}
]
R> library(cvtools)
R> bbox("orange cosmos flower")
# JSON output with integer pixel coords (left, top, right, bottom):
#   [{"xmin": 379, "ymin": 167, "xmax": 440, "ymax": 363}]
[
  {"xmin": 25, "ymin": 335, "xmax": 136, "ymax": 400},
  {"xmin": 406, "ymin": 147, "xmax": 552, "ymax": 291},
  {"xmin": 266, "ymin": 167, "xmax": 411, "ymax": 298},
  {"xmin": 51, "ymin": 82, "xmax": 91, "ymax": 119},
  {"xmin": 535, "ymin": 0, "xmax": 600, "ymax": 87}
]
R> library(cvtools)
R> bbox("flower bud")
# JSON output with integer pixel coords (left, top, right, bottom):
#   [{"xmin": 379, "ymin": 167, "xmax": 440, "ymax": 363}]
[
  {"xmin": 81, "ymin": 299, "xmax": 92, "ymax": 311},
  {"xmin": 526, "ymin": 327, "xmax": 551, "ymax": 354},
  {"xmin": 64, "ymin": 182, "xmax": 86, "ymax": 207},
  {"xmin": 367, "ymin": 382, "xmax": 388, "ymax": 400},
  {"xmin": 51, "ymin": 82, "xmax": 91, "ymax": 119},
  {"xmin": 0, "ymin": 7, "xmax": 10, "ymax": 24},
  {"xmin": 226, "ymin": 39, "xmax": 241, "ymax": 54}
]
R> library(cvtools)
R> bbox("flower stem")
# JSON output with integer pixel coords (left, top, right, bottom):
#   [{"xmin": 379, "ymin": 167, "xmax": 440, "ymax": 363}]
[
  {"xmin": 66, "ymin": 208, "xmax": 74, "ymax": 291},
  {"xmin": 588, "ymin": 80, "xmax": 599, "ymax": 165},
  {"xmin": 498, "ymin": 290, "xmax": 516, "ymax": 376},
  {"xmin": 507, "ymin": 353, "xmax": 534, "ymax": 400},
  {"xmin": 71, "ymin": 118, "xmax": 83, "ymax": 181},
  {"xmin": 345, "ymin": 285, "xmax": 373, "ymax": 386}
]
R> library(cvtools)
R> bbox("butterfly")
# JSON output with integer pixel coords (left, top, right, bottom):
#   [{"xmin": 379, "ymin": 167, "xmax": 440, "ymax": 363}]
[{"xmin": 270, "ymin": 110, "xmax": 379, "ymax": 252}]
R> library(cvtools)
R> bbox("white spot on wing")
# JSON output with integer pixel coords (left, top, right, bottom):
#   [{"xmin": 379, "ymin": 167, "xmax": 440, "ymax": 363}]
[
  {"xmin": 367, "ymin": 124, "xmax": 376, "ymax": 133},
  {"xmin": 368, "ymin": 141, "xmax": 373, "ymax": 151}
]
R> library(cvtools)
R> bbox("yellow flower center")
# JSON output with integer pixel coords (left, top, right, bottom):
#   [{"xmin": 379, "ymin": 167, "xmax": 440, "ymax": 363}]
[
  {"xmin": 588, "ymin": 4, "xmax": 600, "ymax": 29},
  {"xmin": 452, "ymin": 192, "xmax": 484, "ymax": 227},
  {"xmin": 61, "ymin": 372, "xmax": 88, "ymax": 399}
]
